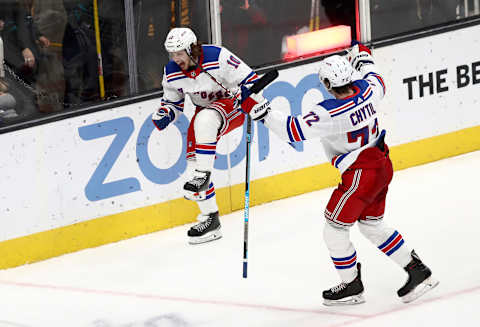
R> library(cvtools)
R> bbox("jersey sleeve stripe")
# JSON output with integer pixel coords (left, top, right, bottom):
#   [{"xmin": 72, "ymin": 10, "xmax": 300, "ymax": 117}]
[
  {"xmin": 293, "ymin": 117, "xmax": 306, "ymax": 140},
  {"xmin": 239, "ymin": 71, "xmax": 258, "ymax": 86},
  {"xmin": 374, "ymin": 74, "xmax": 386, "ymax": 94},
  {"xmin": 287, "ymin": 117, "xmax": 303, "ymax": 142},
  {"xmin": 286, "ymin": 117, "xmax": 295, "ymax": 142},
  {"xmin": 362, "ymin": 86, "xmax": 372, "ymax": 98},
  {"xmin": 167, "ymin": 75, "xmax": 189, "ymax": 83},
  {"xmin": 246, "ymin": 74, "xmax": 259, "ymax": 84},
  {"xmin": 162, "ymin": 99, "xmax": 185, "ymax": 111},
  {"xmin": 364, "ymin": 72, "xmax": 386, "ymax": 94},
  {"xmin": 332, "ymin": 153, "xmax": 348, "ymax": 168}
]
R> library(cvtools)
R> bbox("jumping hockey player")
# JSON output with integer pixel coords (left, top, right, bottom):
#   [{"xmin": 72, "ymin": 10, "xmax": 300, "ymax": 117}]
[
  {"xmin": 152, "ymin": 27, "xmax": 259, "ymax": 244},
  {"xmin": 243, "ymin": 42, "xmax": 439, "ymax": 304}
]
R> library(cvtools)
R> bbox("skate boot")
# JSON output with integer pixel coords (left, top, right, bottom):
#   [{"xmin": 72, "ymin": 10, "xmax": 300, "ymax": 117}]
[
  {"xmin": 183, "ymin": 170, "xmax": 211, "ymax": 199},
  {"xmin": 187, "ymin": 211, "xmax": 222, "ymax": 244},
  {"xmin": 397, "ymin": 250, "xmax": 439, "ymax": 303},
  {"xmin": 323, "ymin": 263, "xmax": 365, "ymax": 306}
]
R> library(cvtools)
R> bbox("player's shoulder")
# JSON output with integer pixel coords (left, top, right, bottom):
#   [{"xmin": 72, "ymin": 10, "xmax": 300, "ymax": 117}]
[
  {"xmin": 352, "ymin": 79, "xmax": 370, "ymax": 91},
  {"xmin": 201, "ymin": 44, "xmax": 222, "ymax": 63},
  {"xmin": 164, "ymin": 60, "xmax": 188, "ymax": 83},
  {"xmin": 318, "ymin": 84, "xmax": 373, "ymax": 117},
  {"xmin": 165, "ymin": 60, "xmax": 181, "ymax": 75},
  {"xmin": 317, "ymin": 99, "xmax": 344, "ymax": 114}
]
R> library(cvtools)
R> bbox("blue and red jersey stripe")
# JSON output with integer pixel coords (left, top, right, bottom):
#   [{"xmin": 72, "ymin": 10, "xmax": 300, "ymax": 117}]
[
  {"xmin": 286, "ymin": 116, "xmax": 306, "ymax": 142},
  {"xmin": 365, "ymin": 72, "xmax": 386, "ymax": 94}
]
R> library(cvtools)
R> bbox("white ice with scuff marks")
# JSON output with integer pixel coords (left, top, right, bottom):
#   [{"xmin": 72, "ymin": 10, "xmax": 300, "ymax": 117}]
[{"xmin": 0, "ymin": 151, "xmax": 479, "ymax": 327}]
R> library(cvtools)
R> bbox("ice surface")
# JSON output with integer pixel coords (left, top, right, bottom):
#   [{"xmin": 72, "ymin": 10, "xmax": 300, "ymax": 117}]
[{"xmin": 0, "ymin": 151, "xmax": 479, "ymax": 327}]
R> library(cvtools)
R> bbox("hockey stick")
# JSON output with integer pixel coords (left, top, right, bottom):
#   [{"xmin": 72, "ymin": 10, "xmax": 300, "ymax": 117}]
[
  {"xmin": 242, "ymin": 70, "xmax": 279, "ymax": 278},
  {"xmin": 186, "ymin": 52, "xmax": 278, "ymax": 277}
]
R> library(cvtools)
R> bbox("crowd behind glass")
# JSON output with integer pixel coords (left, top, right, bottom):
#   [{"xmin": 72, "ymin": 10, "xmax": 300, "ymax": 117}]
[{"xmin": 0, "ymin": 0, "xmax": 477, "ymax": 126}]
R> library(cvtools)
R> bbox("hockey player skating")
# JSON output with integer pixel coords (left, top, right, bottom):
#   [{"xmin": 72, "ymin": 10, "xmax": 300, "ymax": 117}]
[
  {"xmin": 243, "ymin": 42, "xmax": 439, "ymax": 304},
  {"xmin": 152, "ymin": 27, "xmax": 259, "ymax": 244}
]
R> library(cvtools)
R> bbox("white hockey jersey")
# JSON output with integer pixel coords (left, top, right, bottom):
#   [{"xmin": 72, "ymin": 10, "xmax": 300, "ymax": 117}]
[
  {"xmin": 263, "ymin": 66, "xmax": 387, "ymax": 173},
  {"xmin": 161, "ymin": 44, "xmax": 259, "ymax": 120}
]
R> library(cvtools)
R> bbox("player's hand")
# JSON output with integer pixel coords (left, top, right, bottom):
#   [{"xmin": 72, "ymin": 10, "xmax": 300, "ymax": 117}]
[
  {"xmin": 152, "ymin": 106, "xmax": 175, "ymax": 131},
  {"xmin": 244, "ymin": 92, "xmax": 271, "ymax": 121},
  {"xmin": 346, "ymin": 41, "xmax": 374, "ymax": 71}
]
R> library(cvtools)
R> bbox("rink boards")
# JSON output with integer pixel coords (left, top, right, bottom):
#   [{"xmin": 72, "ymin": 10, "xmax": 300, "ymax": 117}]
[{"xmin": 0, "ymin": 25, "xmax": 479, "ymax": 268}]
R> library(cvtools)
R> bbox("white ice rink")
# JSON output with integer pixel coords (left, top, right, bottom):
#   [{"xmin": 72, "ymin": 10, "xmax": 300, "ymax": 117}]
[{"xmin": 0, "ymin": 151, "xmax": 479, "ymax": 327}]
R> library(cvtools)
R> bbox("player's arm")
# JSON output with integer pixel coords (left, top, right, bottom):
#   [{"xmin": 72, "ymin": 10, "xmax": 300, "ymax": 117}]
[
  {"xmin": 152, "ymin": 70, "xmax": 185, "ymax": 131},
  {"xmin": 245, "ymin": 93, "xmax": 337, "ymax": 143},
  {"xmin": 347, "ymin": 42, "xmax": 386, "ymax": 101},
  {"xmin": 219, "ymin": 47, "xmax": 259, "ymax": 88}
]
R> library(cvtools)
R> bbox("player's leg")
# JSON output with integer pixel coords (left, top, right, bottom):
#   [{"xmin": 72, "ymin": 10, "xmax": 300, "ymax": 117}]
[
  {"xmin": 183, "ymin": 99, "xmax": 244, "ymax": 244},
  {"xmin": 358, "ymin": 157, "xmax": 438, "ymax": 302},
  {"xmin": 322, "ymin": 168, "xmax": 371, "ymax": 306},
  {"xmin": 184, "ymin": 98, "xmax": 244, "ymax": 195},
  {"xmin": 322, "ymin": 221, "xmax": 365, "ymax": 306},
  {"xmin": 183, "ymin": 108, "xmax": 222, "ymax": 193},
  {"xmin": 183, "ymin": 109, "xmax": 221, "ymax": 244}
]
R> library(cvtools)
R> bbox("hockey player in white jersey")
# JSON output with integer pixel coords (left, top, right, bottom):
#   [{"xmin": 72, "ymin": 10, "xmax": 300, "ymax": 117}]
[
  {"xmin": 244, "ymin": 42, "xmax": 439, "ymax": 304},
  {"xmin": 152, "ymin": 27, "xmax": 259, "ymax": 244}
]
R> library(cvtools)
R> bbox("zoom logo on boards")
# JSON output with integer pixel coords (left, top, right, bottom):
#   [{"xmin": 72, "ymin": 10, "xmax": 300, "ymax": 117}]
[{"xmin": 79, "ymin": 73, "xmax": 332, "ymax": 201}]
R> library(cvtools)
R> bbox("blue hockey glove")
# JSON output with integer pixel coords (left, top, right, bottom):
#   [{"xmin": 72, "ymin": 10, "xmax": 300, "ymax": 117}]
[{"xmin": 152, "ymin": 106, "xmax": 176, "ymax": 131}]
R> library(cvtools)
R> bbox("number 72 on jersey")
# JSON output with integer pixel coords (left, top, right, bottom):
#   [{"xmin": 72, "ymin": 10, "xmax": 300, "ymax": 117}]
[{"xmin": 303, "ymin": 111, "xmax": 379, "ymax": 146}]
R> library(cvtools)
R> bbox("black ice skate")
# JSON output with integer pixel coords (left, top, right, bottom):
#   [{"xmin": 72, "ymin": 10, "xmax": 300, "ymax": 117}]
[
  {"xmin": 184, "ymin": 170, "xmax": 211, "ymax": 195},
  {"xmin": 323, "ymin": 263, "xmax": 365, "ymax": 306},
  {"xmin": 397, "ymin": 250, "xmax": 439, "ymax": 303},
  {"xmin": 187, "ymin": 211, "xmax": 222, "ymax": 244}
]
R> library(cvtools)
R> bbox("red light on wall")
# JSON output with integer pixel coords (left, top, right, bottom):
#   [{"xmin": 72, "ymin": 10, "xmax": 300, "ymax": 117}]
[{"xmin": 285, "ymin": 25, "xmax": 352, "ymax": 60}]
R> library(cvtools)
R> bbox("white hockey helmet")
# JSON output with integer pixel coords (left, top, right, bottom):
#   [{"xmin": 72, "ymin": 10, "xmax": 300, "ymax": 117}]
[
  {"xmin": 318, "ymin": 55, "xmax": 354, "ymax": 89},
  {"xmin": 164, "ymin": 27, "xmax": 197, "ymax": 56}
]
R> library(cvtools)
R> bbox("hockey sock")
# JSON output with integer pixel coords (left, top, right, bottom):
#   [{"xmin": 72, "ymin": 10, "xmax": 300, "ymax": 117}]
[
  {"xmin": 323, "ymin": 221, "xmax": 358, "ymax": 283},
  {"xmin": 358, "ymin": 220, "xmax": 412, "ymax": 268},
  {"xmin": 196, "ymin": 182, "xmax": 219, "ymax": 215},
  {"xmin": 195, "ymin": 142, "xmax": 217, "ymax": 171}
]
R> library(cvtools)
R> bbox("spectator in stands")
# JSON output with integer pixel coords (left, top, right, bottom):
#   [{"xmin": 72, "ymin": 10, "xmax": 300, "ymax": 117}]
[
  {"xmin": 0, "ymin": 0, "xmax": 39, "ymax": 86},
  {"xmin": 62, "ymin": 0, "xmax": 127, "ymax": 107},
  {"xmin": 62, "ymin": 0, "xmax": 99, "ymax": 107},
  {"xmin": 0, "ymin": 78, "xmax": 17, "ymax": 120},
  {"xmin": 0, "ymin": 35, "xmax": 17, "ymax": 119}
]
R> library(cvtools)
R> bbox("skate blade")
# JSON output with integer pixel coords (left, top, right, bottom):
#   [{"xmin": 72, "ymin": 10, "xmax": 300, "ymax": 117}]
[
  {"xmin": 188, "ymin": 229, "xmax": 222, "ymax": 245},
  {"xmin": 323, "ymin": 293, "xmax": 365, "ymax": 306},
  {"xmin": 400, "ymin": 276, "xmax": 439, "ymax": 303}
]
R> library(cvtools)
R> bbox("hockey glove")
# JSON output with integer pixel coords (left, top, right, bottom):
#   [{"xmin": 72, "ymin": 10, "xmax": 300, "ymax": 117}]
[
  {"xmin": 152, "ymin": 106, "xmax": 176, "ymax": 131},
  {"xmin": 347, "ymin": 41, "xmax": 374, "ymax": 71},
  {"xmin": 244, "ymin": 92, "xmax": 271, "ymax": 121}
]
